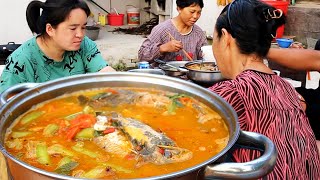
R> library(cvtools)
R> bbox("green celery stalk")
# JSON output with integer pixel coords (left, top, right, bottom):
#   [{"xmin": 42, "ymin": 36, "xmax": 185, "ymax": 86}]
[
  {"xmin": 47, "ymin": 144, "xmax": 74, "ymax": 157},
  {"xmin": 20, "ymin": 111, "xmax": 44, "ymax": 125},
  {"xmin": 71, "ymin": 146, "xmax": 98, "ymax": 158},
  {"xmin": 75, "ymin": 128, "xmax": 94, "ymax": 140},
  {"xmin": 36, "ymin": 143, "xmax": 50, "ymax": 165},
  {"xmin": 11, "ymin": 131, "xmax": 32, "ymax": 138},
  {"xmin": 83, "ymin": 166, "xmax": 106, "ymax": 178},
  {"xmin": 43, "ymin": 124, "xmax": 59, "ymax": 137}
]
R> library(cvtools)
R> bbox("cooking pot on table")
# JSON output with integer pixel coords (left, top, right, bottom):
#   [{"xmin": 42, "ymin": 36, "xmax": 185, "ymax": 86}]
[
  {"xmin": 157, "ymin": 60, "xmax": 190, "ymax": 77},
  {"xmin": 157, "ymin": 59, "xmax": 225, "ymax": 86},
  {"xmin": 184, "ymin": 61, "xmax": 225, "ymax": 86},
  {"xmin": 0, "ymin": 73, "xmax": 277, "ymax": 180}
]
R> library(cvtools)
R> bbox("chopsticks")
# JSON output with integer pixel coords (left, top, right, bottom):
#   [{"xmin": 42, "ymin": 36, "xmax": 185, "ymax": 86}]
[{"xmin": 167, "ymin": 32, "xmax": 193, "ymax": 61}]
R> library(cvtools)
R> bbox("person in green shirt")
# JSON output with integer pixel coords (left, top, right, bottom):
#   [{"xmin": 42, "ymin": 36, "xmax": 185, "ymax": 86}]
[{"xmin": 0, "ymin": 0, "xmax": 114, "ymax": 93}]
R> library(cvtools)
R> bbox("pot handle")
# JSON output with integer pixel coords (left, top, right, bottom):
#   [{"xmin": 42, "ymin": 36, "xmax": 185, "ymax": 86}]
[
  {"xmin": 204, "ymin": 130, "xmax": 277, "ymax": 179},
  {"xmin": 0, "ymin": 83, "xmax": 39, "ymax": 106}
]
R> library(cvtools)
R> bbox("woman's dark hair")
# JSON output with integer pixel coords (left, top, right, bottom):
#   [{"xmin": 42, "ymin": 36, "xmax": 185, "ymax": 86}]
[
  {"xmin": 26, "ymin": 0, "xmax": 90, "ymax": 35},
  {"xmin": 215, "ymin": 0, "xmax": 286, "ymax": 57},
  {"xmin": 177, "ymin": 0, "xmax": 204, "ymax": 9},
  {"xmin": 315, "ymin": 39, "xmax": 320, "ymax": 51}
]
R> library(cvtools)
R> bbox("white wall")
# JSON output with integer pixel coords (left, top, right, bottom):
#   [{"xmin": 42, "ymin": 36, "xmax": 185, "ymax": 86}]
[
  {"xmin": 0, "ymin": 0, "xmax": 223, "ymax": 44},
  {"xmin": 172, "ymin": 0, "xmax": 224, "ymax": 36},
  {"xmin": 0, "ymin": 0, "xmax": 35, "ymax": 44},
  {"xmin": 0, "ymin": 0, "xmax": 140, "ymax": 44},
  {"xmin": 87, "ymin": 0, "xmax": 140, "ymax": 23}
]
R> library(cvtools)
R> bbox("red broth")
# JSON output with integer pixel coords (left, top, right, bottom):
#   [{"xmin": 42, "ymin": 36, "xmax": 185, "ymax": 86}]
[{"xmin": 5, "ymin": 87, "xmax": 229, "ymax": 179}]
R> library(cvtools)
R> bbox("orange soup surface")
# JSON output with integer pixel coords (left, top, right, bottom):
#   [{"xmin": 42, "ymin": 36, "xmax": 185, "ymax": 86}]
[{"xmin": 5, "ymin": 87, "xmax": 229, "ymax": 179}]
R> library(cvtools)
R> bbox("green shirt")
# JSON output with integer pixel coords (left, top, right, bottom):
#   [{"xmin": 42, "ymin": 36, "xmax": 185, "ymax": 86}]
[{"xmin": 0, "ymin": 36, "xmax": 108, "ymax": 93}]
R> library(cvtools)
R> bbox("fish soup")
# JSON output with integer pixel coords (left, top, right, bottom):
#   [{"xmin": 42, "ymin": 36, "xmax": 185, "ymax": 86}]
[{"xmin": 5, "ymin": 87, "xmax": 229, "ymax": 179}]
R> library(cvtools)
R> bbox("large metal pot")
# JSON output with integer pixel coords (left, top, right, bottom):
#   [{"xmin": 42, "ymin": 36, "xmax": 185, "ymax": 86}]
[{"xmin": 0, "ymin": 73, "xmax": 277, "ymax": 180}]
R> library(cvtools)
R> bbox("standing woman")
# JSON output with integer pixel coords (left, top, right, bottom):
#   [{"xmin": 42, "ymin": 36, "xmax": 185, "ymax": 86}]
[
  {"xmin": 208, "ymin": 0, "xmax": 320, "ymax": 178},
  {"xmin": 0, "ymin": 0, "xmax": 114, "ymax": 93},
  {"xmin": 138, "ymin": 0, "xmax": 207, "ymax": 65}
]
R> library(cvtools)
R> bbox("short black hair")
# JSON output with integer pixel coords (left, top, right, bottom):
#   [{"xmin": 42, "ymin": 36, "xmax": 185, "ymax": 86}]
[
  {"xmin": 176, "ymin": 0, "xmax": 204, "ymax": 9},
  {"xmin": 215, "ymin": 0, "xmax": 286, "ymax": 57},
  {"xmin": 26, "ymin": 0, "xmax": 90, "ymax": 35}
]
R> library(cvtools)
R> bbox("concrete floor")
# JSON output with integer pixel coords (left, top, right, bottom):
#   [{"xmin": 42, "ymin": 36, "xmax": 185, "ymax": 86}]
[
  {"xmin": 92, "ymin": 25, "xmax": 319, "ymax": 89},
  {"xmin": 94, "ymin": 25, "xmax": 146, "ymax": 68}
]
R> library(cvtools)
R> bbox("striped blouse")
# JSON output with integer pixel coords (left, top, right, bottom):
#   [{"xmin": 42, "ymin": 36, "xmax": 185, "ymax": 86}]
[
  {"xmin": 209, "ymin": 70, "xmax": 320, "ymax": 179},
  {"xmin": 138, "ymin": 19, "xmax": 207, "ymax": 62}
]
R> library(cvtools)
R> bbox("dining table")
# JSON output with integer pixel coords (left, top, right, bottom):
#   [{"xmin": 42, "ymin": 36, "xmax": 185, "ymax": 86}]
[{"xmin": 0, "ymin": 153, "xmax": 8, "ymax": 180}]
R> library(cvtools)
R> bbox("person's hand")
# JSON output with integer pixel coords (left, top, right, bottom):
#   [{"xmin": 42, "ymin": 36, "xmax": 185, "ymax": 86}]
[
  {"xmin": 99, "ymin": 66, "xmax": 116, "ymax": 72},
  {"xmin": 160, "ymin": 40, "xmax": 183, "ymax": 53}
]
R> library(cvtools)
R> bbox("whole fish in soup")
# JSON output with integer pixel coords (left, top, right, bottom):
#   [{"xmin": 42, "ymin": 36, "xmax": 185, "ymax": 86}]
[{"xmin": 94, "ymin": 113, "xmax": 193, "ymax": 165}]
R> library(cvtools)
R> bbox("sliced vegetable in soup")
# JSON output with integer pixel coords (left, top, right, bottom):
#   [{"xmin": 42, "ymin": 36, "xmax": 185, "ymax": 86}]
[{"xmin": 5, "ymin": 88, "xmax": 229, "ymax": 179}]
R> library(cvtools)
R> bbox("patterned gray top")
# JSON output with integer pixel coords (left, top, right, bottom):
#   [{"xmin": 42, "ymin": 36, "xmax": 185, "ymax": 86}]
[{"xmin": 138, "ymin": 19, "xmax": 207, "ymax": 63}]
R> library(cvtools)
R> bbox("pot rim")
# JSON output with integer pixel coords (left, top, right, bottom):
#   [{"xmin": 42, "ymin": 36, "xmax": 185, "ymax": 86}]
[
  {"xmin": 0, "ymin": 72, "xmax": 239, "ymax": 180},
  {"xmin": 159, "ymin": 63, "xmax": 180, "ymax": 72},
  {"xmin": 158, "ymin": 61, "xmax": 190, "ymax": 72}
]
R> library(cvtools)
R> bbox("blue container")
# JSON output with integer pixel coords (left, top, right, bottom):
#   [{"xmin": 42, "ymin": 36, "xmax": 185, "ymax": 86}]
[
  {"xmin": 276, "ymin": 38, "xmax": 293, "ymax": 48},
  {"xmin": 138, "ymin": 61, "xmax": 150, "ymax": 69}
]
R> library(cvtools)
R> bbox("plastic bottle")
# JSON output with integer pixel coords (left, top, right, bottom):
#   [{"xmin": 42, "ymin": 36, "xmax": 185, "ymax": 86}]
[
  {"xmin": 98, "ymin": 13, "xmax": 106, "ymax": 26},
  {"xmin": 138, "ymin": 61, "xmax": 150, "ymax": 69}
]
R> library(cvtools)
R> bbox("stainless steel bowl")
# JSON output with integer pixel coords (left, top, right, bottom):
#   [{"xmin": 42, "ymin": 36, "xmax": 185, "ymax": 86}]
[
  {"xmin": 184, "ymin": 61, "xmax": 225, "ymax": 85},
  {"xmin": 159, "ymin": 61, "xmax": 190, "ymax": 77},
  {"xmin": 0, "ymin": 73, "xmax": 276, "ymax": 180}
]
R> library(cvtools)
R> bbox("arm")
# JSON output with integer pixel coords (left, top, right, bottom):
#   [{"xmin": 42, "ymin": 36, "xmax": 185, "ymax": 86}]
[
  {"xmin": 138, "ymin": 22, "xmax": 182, "ymax": 62},
  {"xmin": 138, "ymin": 38, "xmax": 162, "ymax": 62},
  {"xmin": 267, "ymin": 48, "xmax": 320, "ymax": 72}
]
